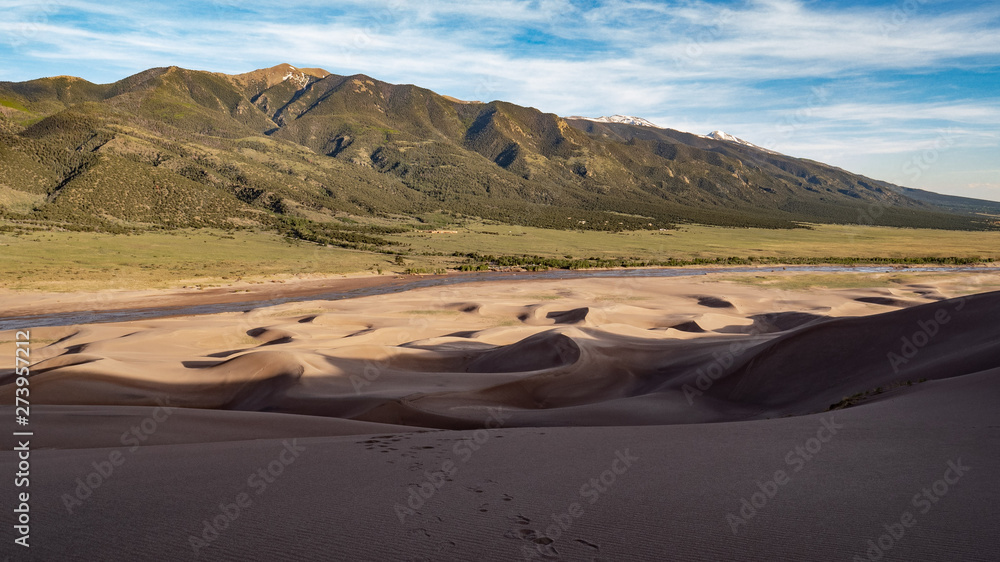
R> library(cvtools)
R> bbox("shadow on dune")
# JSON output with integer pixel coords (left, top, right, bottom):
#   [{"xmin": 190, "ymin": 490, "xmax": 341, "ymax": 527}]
[
  {"xmin": 707, "ymin": 291, "xmax": 1000, "ymax": 415},
  {"xmin": 694, "ymin": 295, "xmax": 735, "ymax": 308},
  {"xmin": 545, "ymin": 307, "xmax": 590, "ymax": 324},
  {"xmin": 855, "ymin": 296, "xmax": 919, "ymax": 307},
  {"xmin": 465, "ymin": 332, "xmax": 581, "ymax": 373},
  {"xmin": 6, "ymin": 292, "xmax": 999, "ymax": 432},
  {"xmin": 347, "ymin": 291, "xmax": 1000, "ymax": 429},
  {"xmin": 0, "ymin": 350, "xmax": 304, "ymax": 411}
]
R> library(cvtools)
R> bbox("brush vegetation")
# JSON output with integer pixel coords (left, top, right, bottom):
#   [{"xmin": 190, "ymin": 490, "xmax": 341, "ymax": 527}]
[
  {"xmin": 2, "ymin": 221, "xmax": 997, "ymax": 292},
  {"xmin": 2, "ymin": 64, "xmax": 999, "ymax": 241},
  {"xmin": 2, "ymin": 64, "xmax": 1000, "ymax": 291}
]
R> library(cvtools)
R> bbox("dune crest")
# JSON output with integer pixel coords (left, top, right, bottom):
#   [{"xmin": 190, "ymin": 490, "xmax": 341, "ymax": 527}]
[{"xmin": 5, "ymin": 276, "xmax": 996, "ymax": 431}]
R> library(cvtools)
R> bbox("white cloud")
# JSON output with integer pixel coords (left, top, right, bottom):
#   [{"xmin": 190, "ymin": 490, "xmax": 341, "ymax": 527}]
[{"xmin": 2, "ymin": 0, "xmax": 998, "ymax": 198}]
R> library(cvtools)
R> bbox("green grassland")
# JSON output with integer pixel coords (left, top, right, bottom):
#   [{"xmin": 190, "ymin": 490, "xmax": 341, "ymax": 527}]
[
  {"xmin": 5, "ymin": 65, "xmax": 1000, "ymax": 295},
  {"xmin": 0, "ymin": 228, "xmax": 416, "ymax": 292},
  {"xmin": 2, "ymin": 218, "xmax": 997, "ymax": 292},
  {"xmin": 389, "ymin": 220, "xmax": 1000, "ymax": 262}
]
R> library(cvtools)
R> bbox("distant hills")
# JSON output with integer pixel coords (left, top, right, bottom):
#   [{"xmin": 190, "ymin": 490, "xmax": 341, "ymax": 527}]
[{"xmin": 1, "ymin": 63, "xmax": 998, "ymax": 241}]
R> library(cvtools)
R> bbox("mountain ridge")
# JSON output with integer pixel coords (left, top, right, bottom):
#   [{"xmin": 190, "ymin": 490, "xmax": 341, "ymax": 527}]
[
  {"xmin": 705, "ymin": 130, "xmax": 781, "ymax": 155},
  {"xmin": 1, "ymin": 63, "xmax": 998, "ymax": 240},
  {"xmin": 570, "ymin": 114, "xmax": 662, "ymax": 128}
]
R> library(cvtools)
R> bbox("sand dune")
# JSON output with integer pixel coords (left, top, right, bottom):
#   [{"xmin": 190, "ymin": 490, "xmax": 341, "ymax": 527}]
[
  {"xmin": 7, "ymin": 278, "xmax": 995, "ymax": 428},
  {"xmin": 1, "ymin": 272, "xmax": 998, "ymax": 560},
  {"xmin": 7, "ymin": 405, "xmax": 423, "ymax": 450},
  {"xmin": 4, "ymin": 366, "xmax": 998, "ymax": 561}
]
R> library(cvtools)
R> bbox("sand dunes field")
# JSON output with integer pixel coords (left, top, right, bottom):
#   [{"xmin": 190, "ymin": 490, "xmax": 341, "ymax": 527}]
[{"xmin": 2, "ymin": 271, "xmax": 999, "ymax": 560}]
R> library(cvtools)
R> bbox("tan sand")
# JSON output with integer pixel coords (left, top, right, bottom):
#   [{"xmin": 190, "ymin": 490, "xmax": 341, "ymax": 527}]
[
  {"xmin": 3, "ymin": 272, "xmax": 996, "ymax": 424},
  {"xmin": 1, "ymin": 270, "xmax": 998, "ymax": 560}
]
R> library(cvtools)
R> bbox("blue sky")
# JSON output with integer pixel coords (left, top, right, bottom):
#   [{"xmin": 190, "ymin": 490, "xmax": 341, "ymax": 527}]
[{"xmin": 2, "ymin": 0, "xmax": 998, "ymax": 201}]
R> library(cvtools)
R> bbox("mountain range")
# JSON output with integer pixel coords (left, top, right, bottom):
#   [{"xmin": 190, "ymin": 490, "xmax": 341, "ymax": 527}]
[{"xmin": 1, "ymin": 63, "xmax": 998, "ymax": 243}]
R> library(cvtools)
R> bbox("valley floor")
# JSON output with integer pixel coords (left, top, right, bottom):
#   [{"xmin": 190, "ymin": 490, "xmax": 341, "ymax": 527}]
[{"xmin": 2, "ymin": 221, "xmax": 999, "ymax": 292}]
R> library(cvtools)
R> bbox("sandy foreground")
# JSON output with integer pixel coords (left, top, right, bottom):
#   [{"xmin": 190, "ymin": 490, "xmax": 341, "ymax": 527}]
[{"xmin": 1, "ymin": 271, "xmax": 999, "ymax": 560}]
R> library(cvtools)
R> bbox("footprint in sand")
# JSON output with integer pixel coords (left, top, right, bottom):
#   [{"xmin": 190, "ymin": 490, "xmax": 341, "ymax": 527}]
[
  {"xmin": 510, "ymin": 514, "xmax": 530, "ymax": 525},
  {"xmin": 408, "ymin": 528, "xmax": 431, "ymax": 539},
  {"xmin": 504, "ymin": 528, "xmax": 537, "ymax": 540}
]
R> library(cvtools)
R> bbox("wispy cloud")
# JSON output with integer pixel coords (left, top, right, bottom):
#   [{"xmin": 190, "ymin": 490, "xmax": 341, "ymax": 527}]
[{"xmin": 0, "ymin": 0, "xmax": 997, "ymax": 198}]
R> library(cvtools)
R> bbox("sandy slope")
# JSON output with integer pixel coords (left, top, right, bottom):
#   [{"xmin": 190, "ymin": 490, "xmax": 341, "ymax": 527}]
[
  {"xmin": 1, "ymin": 273, "xmax": 998, "ymax": 560},
  {"xmin": 3, "ymin": 369, "xmax": 998, "ymax": 561}
]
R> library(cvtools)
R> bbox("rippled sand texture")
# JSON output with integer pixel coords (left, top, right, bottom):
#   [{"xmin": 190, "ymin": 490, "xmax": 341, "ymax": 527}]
[{"xmin": 2, "ymin": 273, "xmax": 999, "ymax": 560}]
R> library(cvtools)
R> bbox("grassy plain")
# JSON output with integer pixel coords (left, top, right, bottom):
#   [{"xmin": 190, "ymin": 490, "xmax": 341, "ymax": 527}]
[
  {"xmin": 2, "ymin": 218, "xmax": 998, "ymax": 292},
  {"xmin": 389, "ymin": 221, "xmax": 1000, "ymax": 261},
  {"xmin": 0, "ymin": 228, "xmax": 411, "ymax": 292}
]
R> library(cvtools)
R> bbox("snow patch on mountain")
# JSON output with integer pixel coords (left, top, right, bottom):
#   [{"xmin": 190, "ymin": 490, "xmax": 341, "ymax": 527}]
[
  {"xmin": 571, "ymin": 115, "xmax": 662, "ymax": 128},
  {"xmin": 282, "ymin": 71, "xmax": 311, "ymax": 89},
  {"xmin": 704, "ymin": 131, "xmax": 779, "ymax": 154},
  {"xmin": 566, "ymin": 116, "xmax": 785, "ymax": 156}
]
